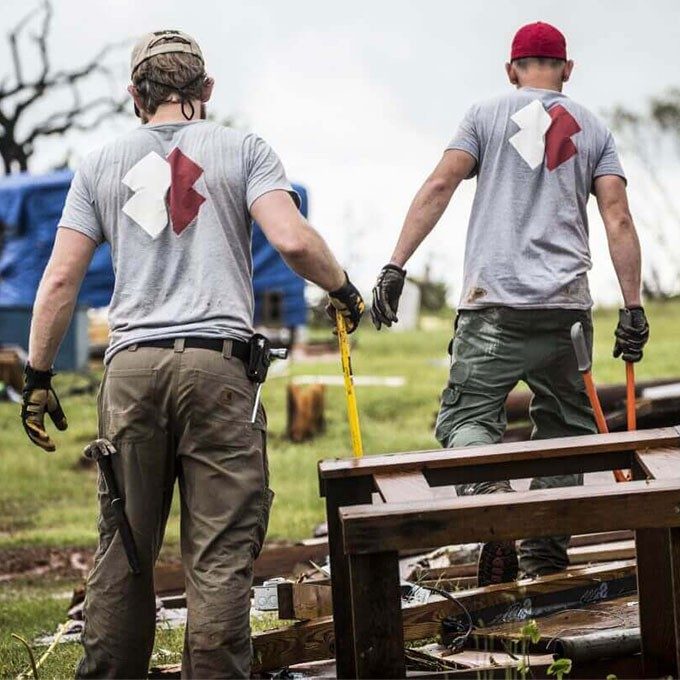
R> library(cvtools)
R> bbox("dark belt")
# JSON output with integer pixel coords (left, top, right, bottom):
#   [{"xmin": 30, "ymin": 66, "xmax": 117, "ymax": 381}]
[{"xmin": 135, "ymin": 337, "xmax": 251, "ymax": 364}]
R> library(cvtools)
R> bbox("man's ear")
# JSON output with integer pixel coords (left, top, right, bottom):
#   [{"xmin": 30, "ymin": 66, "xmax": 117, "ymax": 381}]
[
  {"xmin": 505, "ymin": 62, "xmax": 519, "ymax": 86},
  {"xmin": 562, "ymin": 59, "xmax": 575, "ymax": 83},
  {"xmin": 127, "ymin": 84, "xmax": 144, "ymax": 118},
  {"xmin": 201, "ymin": 76, "xmax": 215, "ymax": 103}
]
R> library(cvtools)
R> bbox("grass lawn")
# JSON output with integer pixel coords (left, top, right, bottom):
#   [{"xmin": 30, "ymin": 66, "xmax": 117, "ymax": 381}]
[{"xmin": 1, "ymin": 300, "xmax": 679, "ymax": 676}]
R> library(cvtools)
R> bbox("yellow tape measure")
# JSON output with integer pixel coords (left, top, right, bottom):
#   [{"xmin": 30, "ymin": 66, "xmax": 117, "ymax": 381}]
[{"xmin": 336, "ymin": 314, "xmax": 363, "ymax": 458}]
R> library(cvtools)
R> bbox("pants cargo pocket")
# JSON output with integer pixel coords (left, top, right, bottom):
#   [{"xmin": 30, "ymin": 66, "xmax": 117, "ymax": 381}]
[
  {"xmin": 435, "ymin": 387, "xmax": 460, "ymax": 445},
  {"xmin": 435, "ymin": 362, "xmax": 471, "ymax": 445}
]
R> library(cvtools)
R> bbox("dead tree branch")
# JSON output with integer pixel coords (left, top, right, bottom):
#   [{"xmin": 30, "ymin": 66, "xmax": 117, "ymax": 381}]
[{"xmin": 0, "ymin": 0, "xmax": 129, "ymax": 174}]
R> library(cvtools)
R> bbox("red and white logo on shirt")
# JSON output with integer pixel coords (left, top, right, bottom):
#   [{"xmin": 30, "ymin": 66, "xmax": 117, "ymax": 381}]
[
  {"xmin": 509, "ymin": 99, "xmax": 581, "ymax": 171},
  {"xmin": 122, "ymin": 148, "xmax": 206, "ymax": 238}
]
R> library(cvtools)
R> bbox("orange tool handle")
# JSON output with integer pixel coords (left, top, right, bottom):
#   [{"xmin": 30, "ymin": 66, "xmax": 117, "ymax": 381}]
[
  {"xmin": 582, "ymin": 371, "xmax": 608, "ymax": 435},
  {"xmin": 571, "ymin": 321, "xmax": 630, "ymax": 483},
  {"xmin": 626, "ymin": 362, "xmax": 636, "ymax": 431},
  {"xmin": 583, "ymin": 375, "xmax": 630, "ymax": 483},
  {"xmin": 583, "ymin": 374, "xmax": 630, "ymax": 483}
]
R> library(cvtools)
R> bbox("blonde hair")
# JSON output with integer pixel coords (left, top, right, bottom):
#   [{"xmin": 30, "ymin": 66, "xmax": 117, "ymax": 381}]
[{"xmin": 133, "ymin": 52, "xmax": 205, "ymax": 115}]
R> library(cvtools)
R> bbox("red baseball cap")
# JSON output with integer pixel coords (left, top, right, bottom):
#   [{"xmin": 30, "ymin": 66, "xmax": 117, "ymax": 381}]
[{"xmin": 511, "ymin": 22, "xmax": 567, "ymax": 61}]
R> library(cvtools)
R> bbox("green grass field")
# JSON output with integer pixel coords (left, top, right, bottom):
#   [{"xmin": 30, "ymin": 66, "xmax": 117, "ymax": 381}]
[{"xmin": 1, "ymin": 301, "xmax": 679, "ymax": 676}]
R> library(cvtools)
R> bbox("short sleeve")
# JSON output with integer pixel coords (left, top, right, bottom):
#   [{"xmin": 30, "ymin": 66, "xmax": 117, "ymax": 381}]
[
  {"xmin": 446, "ymin": 106, "xmax": 480, "ymax": 175},
  {"xmin": 593, "ymin": 131, "xmax": 626, "ymax": 184},
  {"xmin": 58, "ymin": 164, "xmax": 104, "ymax": 245},
  {"xmin": 244, "ymin": 134, "xmax": 300, "ymax": 209}
]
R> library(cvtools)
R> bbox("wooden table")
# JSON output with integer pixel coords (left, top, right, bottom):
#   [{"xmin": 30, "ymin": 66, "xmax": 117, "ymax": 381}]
[{"xmin": 318, "ymin": 426, "xmax": 680, "ymax": 678}]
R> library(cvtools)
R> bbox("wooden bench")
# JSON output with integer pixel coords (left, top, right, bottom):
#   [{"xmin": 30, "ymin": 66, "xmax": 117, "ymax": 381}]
[{"xmin": 318, "ymin": 426, "xmax": 680, "ymax": 678}]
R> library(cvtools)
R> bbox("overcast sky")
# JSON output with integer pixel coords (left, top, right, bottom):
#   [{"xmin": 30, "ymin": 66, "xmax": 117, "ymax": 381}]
[{"xmin": 5, "ymin": 0, "xmax": 680, "ymax": 304}]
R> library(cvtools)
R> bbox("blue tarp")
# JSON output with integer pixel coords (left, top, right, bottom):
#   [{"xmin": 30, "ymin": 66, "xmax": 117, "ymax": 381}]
[{"xmin": 0, "ymin": 170, "xmax": 308, "ymax": 327}]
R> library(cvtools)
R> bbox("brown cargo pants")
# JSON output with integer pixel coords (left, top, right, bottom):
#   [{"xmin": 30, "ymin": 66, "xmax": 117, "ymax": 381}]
[{"xmin": 76, "ymin": 340, "xmax": 272, "ymax": 679}]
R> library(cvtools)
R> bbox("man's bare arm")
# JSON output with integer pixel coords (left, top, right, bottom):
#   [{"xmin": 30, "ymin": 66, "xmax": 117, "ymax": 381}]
[
  {"xmin": 29, "ymin": 228, "xmax": 96, "ymax": 370},
  {"xmin": 250, "ymin": 190, "xmax": 346, "ymax": 292},
  {"xmin": 390, "ymin": 150, "xmax": 476, "ymax": 268},
  {"xmin": 594, "ymin": 175, "xmax": 642, "ymax": 308}
]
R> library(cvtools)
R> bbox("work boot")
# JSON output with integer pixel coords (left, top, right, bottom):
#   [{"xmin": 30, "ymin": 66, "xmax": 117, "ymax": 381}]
[{"xmin": 477, "ymin": 540, "xmax": 519, "ymax": 587}]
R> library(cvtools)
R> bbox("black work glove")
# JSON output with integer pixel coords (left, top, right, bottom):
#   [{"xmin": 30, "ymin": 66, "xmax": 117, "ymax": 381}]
[
  {"xmin": 370, "ymin": 264, "xmax": 406, "ymax": 330},
  {"xmin": 613, "ymin": 306, "xmax": 649, "ymax": 363},
  {"xmin": 21, "ymin": 364, "xmax": 68, "ymax": 452},
  {"xmin": 325, "ymin": 272, "xmax": 365, "ymax": 334}
]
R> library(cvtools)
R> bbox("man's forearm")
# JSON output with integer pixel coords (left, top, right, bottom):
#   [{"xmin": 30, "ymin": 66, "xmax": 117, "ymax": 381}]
[
  {"xmin": 606, "ymin": 219, "xmax": 642, "ymax": 308},
  {"xmin": 28, "ymin": 274, "xmax": 80, "ymax": 371},
  {"xmin": 390, "ymin": 177, "xmax": 456, "ymax": 268},
  {"xmin": 280, "ymin": 224, "xmax": 346, "ymax": 292}
]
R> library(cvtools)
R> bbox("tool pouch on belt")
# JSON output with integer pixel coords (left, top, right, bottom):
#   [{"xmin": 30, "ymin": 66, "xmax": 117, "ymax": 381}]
[{"xmin": 247, "ymin": 334, "xmax": 272, "ymax": 383}]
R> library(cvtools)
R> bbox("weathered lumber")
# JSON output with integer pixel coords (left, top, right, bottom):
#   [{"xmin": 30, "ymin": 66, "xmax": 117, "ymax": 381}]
[
  {"xmin": 407, "ymin": 644, "xmax": 553, "ymax": 672},
  {"xmin": 340, "ymin": 479, "xmax": 680, "ymax": 554},
  {"xmin": 348, "ymin": 550, "xmax": 405, "ymax": 678},
  {"xmin": 319, "ymin": 427, "xmax": 680, "ymax": 492},
  {"xmin": 277, "ymin": 581, "xmax": 333, "ymax": 620},
  {"xmin": 635, "ymin": 447, "xmax": 680, "ymax": 480},
  {"xmin": 568, "ymin": 539, "xmax": 635, "ymax": 564},
  {"xmin": 324, "ymin": 475, "xmax": 373, "ymax": 678},
  {"xmin": 632, "ymin": 453, "xmax": 680, "ymax": 678},
  {"xmin": 250, "ymin": 561, "xmax": 636, "ymax": 672},
  {"xmin": 374, "ymin": 471, "xmax": 435, "ymax": 503},
  {"xmin": 569, "ymin": 529, "xmax": 632, "ymax": 547}
]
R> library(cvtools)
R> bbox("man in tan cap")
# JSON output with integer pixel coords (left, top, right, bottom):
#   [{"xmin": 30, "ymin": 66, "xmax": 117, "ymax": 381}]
[{"xmin": 22, "ymin": 30, "xmax": 364, "ymax": 678}]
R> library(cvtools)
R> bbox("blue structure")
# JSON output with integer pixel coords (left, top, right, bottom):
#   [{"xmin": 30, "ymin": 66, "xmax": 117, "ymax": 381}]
[
  {"xmin": 0, "ymin": 171, "xmax": 308, "ymax": 328},
  {"xmin": 0, "ymin": 170, "xmax": 113, "ymax": 308}
]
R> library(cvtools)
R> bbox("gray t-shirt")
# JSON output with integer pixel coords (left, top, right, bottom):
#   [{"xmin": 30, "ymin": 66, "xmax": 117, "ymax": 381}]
[
  {"xmin": 59, "ymin": 121, "xmax": 298, "ymax": 362},
  {"xmin": 448, "ymin": 87, "xmax": 625, "ymax": 310}
]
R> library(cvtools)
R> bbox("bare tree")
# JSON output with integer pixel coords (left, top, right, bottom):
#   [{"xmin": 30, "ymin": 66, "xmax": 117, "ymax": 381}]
[
  {"xmin": 0, "ymin": 0, "xmax": 129, "ymax": 174},
  {"xmin": 609, "ymin": 88, "xmax": 680, "ymax": 298}
]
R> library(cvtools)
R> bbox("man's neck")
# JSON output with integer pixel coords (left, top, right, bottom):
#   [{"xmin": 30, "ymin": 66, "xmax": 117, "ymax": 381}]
[
  {"xmin": 145, "ymin": 100, "xmax": 202, "ymax": 125},
  {"xmin": 517, "ymin": 79, "xmax": 563, "ymax": 93}
]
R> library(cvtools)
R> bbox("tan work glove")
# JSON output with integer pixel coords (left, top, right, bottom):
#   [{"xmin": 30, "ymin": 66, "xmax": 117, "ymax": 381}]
[
  {"xmin": 325, "ymin": 272, "xmax": 366, "ymax": 334},
  {"xmin": 21, "ymin": 364, "xmax": 68, "ymax": 452}
]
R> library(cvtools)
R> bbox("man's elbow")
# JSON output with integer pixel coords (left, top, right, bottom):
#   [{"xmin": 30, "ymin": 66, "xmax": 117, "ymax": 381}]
[
  {"xmin": 275, "ymin": 233, "xmax": 309, "ymax": 259},
  {"xmin": 427, "ymin": 175, "xmax": 454, "ymax": 197},
  {"xmin": 41, "ymin": 267, "xmax": 79, "ymax": 296},
  {"xmin": 607, "ymin": 212, "xmax": 636, "ymax": 239}
]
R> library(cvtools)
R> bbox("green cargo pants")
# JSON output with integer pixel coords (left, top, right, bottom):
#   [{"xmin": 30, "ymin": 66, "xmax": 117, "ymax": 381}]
[
  {"xmin": 76, "ymin": 341, "xmax": 272, "ymax": 679},
  {"xmin": 434, "ymin": 307, "xmax": 597, "ymax": 576}
]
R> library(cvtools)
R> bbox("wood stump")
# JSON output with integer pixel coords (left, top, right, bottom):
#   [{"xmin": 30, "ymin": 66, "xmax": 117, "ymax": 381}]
[{"xmin": 287, "ymin": 383, "xmax": 325, "ymax": 442}]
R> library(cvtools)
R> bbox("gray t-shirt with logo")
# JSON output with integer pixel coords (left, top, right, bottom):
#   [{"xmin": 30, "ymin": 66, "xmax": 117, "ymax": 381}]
[
  {"xmin": 447, "ymin": 87, "xmax": 625, "ymax": 310},
  {"xmin": 59, "ymin": 121, "xmax": 298, "ymax": 362}
]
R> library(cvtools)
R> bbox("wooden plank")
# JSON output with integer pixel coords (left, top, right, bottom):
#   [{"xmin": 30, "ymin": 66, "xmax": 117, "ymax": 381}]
[
  {"xmin": 318, "ymin": 427, "xmax": 680, "ymax": 489},
  {"xmin": 348, "ymin": 551, "xmax": 405, "ymax": 678},
  {"xmin": 341, "ymin": 480, "xmax": 680, "ymax": 554},
  {"xmin": 407, "ymin": 644, "xmax": 553, "ymax": 671},
  {"xmin": 568, "ymin": 539, "xmax": 635, "ymax": 564},
  {"xmin": 250, "ymin": 561, "xmax": 635, "ymax": 672},
  {"xmin": 277, "ymin": 581, "xmax": 333, "ymax": 620},
  {"xmin": 670, "ymin": 527, "xmax": 680, "ymax": 674},
  {"xmin": 635, "ymin": 447, "xmax": 680, "ymax": 480},
  {"xmin": 374, "ymin": 471, "xmax": 435, "ymax": 503},
  {"xmin": 569, "ymin": 530, "xmax": 632, "ymax": 547},
  {"xmin": 324, "ymin": 476, "xmax": 373, "ymax": 678},
  {"xmin": 636, "ymin": 528, "xmax": 679, "ymax": 677}
]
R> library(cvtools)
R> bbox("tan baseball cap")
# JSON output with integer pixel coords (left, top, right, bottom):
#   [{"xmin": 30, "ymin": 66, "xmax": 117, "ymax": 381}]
[{"xmin": 130, "ymin": 30, "xmax": 204, "ymax": 77}]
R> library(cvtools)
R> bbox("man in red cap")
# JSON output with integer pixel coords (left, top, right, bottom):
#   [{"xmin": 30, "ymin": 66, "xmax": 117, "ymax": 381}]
[{"xmin": 371, "ymin": 22, "xmax": 649, "ymax": 584}]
